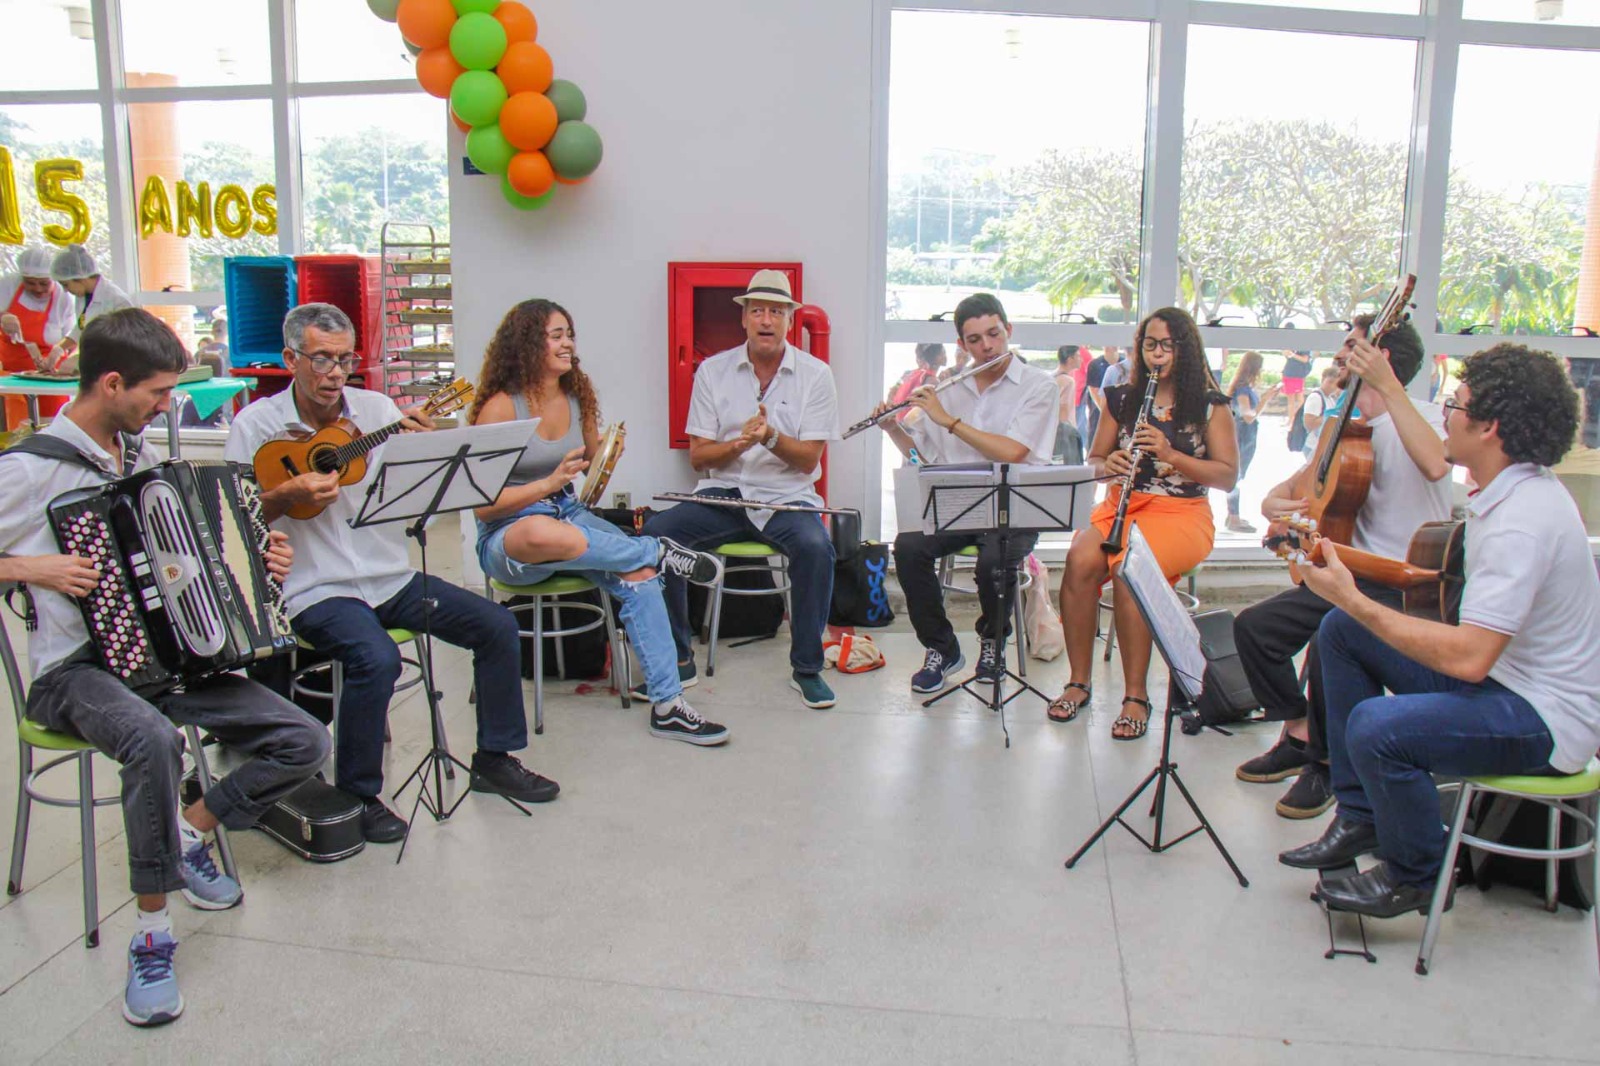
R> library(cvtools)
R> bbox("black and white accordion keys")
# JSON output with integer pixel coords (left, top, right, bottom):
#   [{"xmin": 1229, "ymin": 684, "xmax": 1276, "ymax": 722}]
[{"xmin": 48, "ymin": 459, "xmax": 295, "ymax": 694}]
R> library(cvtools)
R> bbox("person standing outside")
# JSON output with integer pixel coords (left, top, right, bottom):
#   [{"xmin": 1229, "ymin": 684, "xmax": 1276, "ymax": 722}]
[{"xmin": 1054, "ymin": 344, "xmax": 1084, "ymax": 463}]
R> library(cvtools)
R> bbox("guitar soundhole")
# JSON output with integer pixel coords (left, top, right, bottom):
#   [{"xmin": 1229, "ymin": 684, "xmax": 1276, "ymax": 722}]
[{"xmin": 309, "ymin": 445, "xmax": 341, "ymax": 475}]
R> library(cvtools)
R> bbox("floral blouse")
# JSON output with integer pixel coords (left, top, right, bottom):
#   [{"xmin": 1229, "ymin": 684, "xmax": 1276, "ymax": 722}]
[{"xmin": 1105, "ymin": 384, "xmax": 1231, "ymax": 499}]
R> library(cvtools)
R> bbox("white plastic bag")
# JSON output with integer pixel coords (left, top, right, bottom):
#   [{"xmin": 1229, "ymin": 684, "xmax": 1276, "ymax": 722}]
[{"xmin": 1023, "ymin": 553, "xmax": 1065, "ymax": 661}]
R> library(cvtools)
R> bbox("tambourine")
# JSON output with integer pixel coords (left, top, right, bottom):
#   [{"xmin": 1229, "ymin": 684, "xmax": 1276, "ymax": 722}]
[{"xmin": 579, "ymin": 421, "xmax": 626, "ymax": 508}]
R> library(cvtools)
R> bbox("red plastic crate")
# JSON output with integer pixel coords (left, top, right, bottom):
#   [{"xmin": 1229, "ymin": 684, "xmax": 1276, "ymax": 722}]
[{"xmin": 295, "ymin": 255, "xmax": 384, "ymax": 373}]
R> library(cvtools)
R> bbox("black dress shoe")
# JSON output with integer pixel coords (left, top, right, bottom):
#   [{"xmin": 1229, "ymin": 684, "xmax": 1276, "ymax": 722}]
[
  {"xmin": 469, "ymin": 751, "xmax": 560, "ymax": 803},
  {"xmin": 1278, "ymin": 816, "xmax": 1379, "ymax": 870},
  {"xmin": 360, "ymin": 797, "xmax": 408, "ymax": 844},
  {"xmin": 1318, "ymin": 862, "xmax": 1440, "ymax": 919}
]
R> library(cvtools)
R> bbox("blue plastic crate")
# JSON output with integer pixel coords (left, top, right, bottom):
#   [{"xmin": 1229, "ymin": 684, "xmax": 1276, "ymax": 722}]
[{"xmin": 223, "ymin": 256, "xmax": 297, "ymax": 368}]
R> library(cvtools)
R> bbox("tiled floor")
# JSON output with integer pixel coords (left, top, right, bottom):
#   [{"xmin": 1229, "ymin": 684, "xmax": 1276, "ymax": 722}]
[{"xmin": 2, "ymin": 522, "xmax": 1597, "ymax": 1063}]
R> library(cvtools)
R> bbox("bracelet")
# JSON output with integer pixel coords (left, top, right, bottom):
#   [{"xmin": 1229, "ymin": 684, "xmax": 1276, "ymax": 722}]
[
  {"xmin": 947, "ymin": 418, "xmax": 963, "ymax": 435},
  {"xmin": 763, "ymin": 427, "xmax": 780, "ymax": 449}
]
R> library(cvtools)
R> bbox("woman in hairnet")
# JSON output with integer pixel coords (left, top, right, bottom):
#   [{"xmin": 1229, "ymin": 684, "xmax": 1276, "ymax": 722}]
[
  {"xmin": 0, "ymin": 245, "xmax": 78, "ymax": 428},
  {"xmin": 52, "ymin": 244, "xmax": 134, "ymax": 339}
]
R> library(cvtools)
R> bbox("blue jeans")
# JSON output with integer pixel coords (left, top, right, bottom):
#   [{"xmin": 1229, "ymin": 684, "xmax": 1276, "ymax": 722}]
[
  {"xmin": 478, "ymin": 496, "xmax": 682, "ymax": 706},
  {"xmin": 292, "ymin": 572, "xmax": 528, "ymax": 799},
  {"xmin": 641, "ymin": 489, "xmax": 835, "ymax": 675},
  {"xmin": 1318, "ymin": 609, "xmax": 1556, "ymax": 885}
]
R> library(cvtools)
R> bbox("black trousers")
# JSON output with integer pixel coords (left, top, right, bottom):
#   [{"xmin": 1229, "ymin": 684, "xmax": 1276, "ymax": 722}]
[
  {"xmin": 892, "ymin": 529, "xmax": 1037, "ymax": 659},
  {"xmin": 1233, "ymin": 579, "xmax": 1404, "ymax": 761}
]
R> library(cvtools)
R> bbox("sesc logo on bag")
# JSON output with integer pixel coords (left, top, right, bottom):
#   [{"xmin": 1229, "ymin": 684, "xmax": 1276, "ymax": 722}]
[{"xmin": 865, "ymin": 552, "xmax": 892, "ymax": 625}]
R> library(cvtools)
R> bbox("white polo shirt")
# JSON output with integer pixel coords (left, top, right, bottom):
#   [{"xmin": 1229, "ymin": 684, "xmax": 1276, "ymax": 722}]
[
  {"xmin": 685, "ymin": 342, "xmax": 839, "ymax": 529},
  {"xmin": 905, "ymin": 353, "xmax": 1058, "ymax": 466},
  {"xmin": 0, "ymin": 409, "xmax": 161, "ymax": 678},
  {"xmin": 1458, "ymin": 464, "xmax": 1600, "ymax": 773},
  {"xmin": 1351, "ymin": 402, "xmax": 1454, "ymax": 559},
  {"xmin": 225, "ymin": 386, "xmax": 414, "ymax": 618}
]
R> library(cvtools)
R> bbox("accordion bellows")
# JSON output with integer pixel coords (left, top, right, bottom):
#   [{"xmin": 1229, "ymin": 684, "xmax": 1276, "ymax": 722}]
[{"xmin": 48, "ymin": 460, "xmax": 296, "ymax": 695}]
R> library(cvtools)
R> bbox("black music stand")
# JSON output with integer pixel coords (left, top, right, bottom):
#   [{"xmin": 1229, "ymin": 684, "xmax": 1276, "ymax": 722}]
[
  {"xmin": 1064, "ymin": 526, "xmax": 1248, "ymax": 886},
  {"xmin": 352, "ymin": 421, "xmax": 536, "ymax": 863},
  {"xmin": 917, "ymin": 463, "xmax": 1096, "ymax": 747}
]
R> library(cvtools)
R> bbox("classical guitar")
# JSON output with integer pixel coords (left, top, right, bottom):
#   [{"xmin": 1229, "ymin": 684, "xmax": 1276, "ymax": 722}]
[
  {"xmin": 252, "ymin": 378, "xmax": 475, "ymax": 520},
  {"xmin": 1285, "ymin": 273, "xmax": 1417, "ymax": 546},
  {"xmin": 1266, "ymin": 513, "xmax": 1465, "ymax": 623}
]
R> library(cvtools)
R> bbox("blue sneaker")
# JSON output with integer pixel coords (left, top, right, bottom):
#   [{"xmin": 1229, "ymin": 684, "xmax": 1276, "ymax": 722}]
[
  {"xmin": 179, "ymin": 839, "xmax": 242, "ymax": 911},
  {"xmin": 790, "ymin": 671, "xmax": 836, "ymax": 709},
  {"xmin": 124, "ymin": 929, "xmax": 183, "ymax": 1027},
  {"xmin": 910, "ymin": 648, "xmax": 965, "ymax": 694},
  {"xmin": 630, "ymin": 659, "xmax": 698, "ymax": 702}
]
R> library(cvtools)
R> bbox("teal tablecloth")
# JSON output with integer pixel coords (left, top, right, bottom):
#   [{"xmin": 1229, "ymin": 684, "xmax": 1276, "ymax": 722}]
[{"xmin": 0, "ymin": 375, "xmax": 254, "ymax": 421}]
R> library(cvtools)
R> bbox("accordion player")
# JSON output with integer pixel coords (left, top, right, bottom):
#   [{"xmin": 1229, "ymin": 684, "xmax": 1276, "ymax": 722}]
[{"xmin": 47, "ymin": 459, "xmax": 296, "ymax": 695}]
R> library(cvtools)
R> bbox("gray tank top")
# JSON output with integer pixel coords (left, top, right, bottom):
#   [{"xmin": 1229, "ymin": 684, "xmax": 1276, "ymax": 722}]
[{"xmin": 505, "ymin": 392, "xmax": 584, "ymax": 488}]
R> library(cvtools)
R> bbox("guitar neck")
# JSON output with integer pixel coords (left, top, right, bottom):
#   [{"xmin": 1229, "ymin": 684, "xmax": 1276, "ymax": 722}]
[
  {"xmin": 1319, "ymin": 540, "xmax": 1439, "ymax": 589},
  {"xmin": 333, "ymin": 419, "xmax": 406, "ymax": 466}
]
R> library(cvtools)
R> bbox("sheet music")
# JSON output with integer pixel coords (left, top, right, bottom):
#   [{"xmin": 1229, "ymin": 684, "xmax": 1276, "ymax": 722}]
[
  {"xmin": 918, "ymin": 463, "xmax": 997, "ymax": 533},
  {"xmin": 1118, "ymin": 525, "xmax": 1207, "ymax": 702}
]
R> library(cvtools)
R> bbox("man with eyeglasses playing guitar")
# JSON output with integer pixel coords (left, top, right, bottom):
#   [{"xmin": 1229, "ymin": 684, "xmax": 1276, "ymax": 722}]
[
  {"xmin": 1280, "ymin": 344, "xmax": 1600, "ymax": 918},
  {"xmin": 225, "ymin": 304, "xmax": 559, "ymax": 845},
  {"xmin": 1234, "ymin": 313, "xmax": 1454, "ymax": 818}
]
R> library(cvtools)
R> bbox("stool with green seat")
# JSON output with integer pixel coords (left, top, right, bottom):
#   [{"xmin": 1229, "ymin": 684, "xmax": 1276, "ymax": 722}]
[
  {"xmin": 704, "ymin": 541, "xmax": 792, "ymax": 677},
  {"xmin": 1417, "ymin": 758, "xmax": 1600, "ymax": 975},
  {"xmin": 487, "ymin": 574, "xmax": 630, "ymax": 734},
  {"xmin": 3, "ymin": 621, "xmax": 239, "ymax": 949},
  {"xmin": 290, "ymin": 627, "xmax": 448, "ymax": 774}
]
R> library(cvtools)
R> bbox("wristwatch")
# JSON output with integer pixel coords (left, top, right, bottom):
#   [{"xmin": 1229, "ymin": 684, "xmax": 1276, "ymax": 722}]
[{"xmin": 763, "ymin": 426, "xmax": 780, "ymax": 449}]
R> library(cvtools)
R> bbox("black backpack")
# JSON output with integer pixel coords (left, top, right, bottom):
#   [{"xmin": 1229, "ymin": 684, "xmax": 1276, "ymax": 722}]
[
  {"xmin": 1287, "ymin": 404, "xmax": 1309, "ymax": 453},
  {"xmin": 829, "ymin": 542, "xmax": 894, "ymax": 628}
]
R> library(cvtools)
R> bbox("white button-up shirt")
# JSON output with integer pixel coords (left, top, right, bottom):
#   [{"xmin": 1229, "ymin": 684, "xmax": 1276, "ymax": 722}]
[
  {"xmin": 224, "ymin": 386, "xmax": 414, "ymax": 619},
  {"xmin": 685, "ymin": 342, "xmax": 839, "ymax": 529},
  {"xmin": 71, "ymin": 277, "xmax": 136, "ymax": 339},
  {"xmin": 1458, "ymin": 463, "xmax": 1600, "ymax": 773},
  {"xmin": 0, "ymin": 408, "xmax": 161, "ymax": 677},
  {"xmin": 905, "ymin": 353, "xmax": 1059, "ymax": 465}
]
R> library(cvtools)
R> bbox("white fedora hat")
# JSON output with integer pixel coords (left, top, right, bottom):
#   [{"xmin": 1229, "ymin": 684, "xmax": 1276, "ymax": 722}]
[{"xmin": 732, "ymin": 269, "xmax": 800, "ymax": 308}]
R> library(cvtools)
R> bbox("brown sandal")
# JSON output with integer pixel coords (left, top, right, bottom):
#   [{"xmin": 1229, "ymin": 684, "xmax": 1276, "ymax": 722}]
[
  {"xmin": 1048, "ymin": 681, "xmax": 1091, "ymax": 723},
  {"xmin": 1111, "ymin": 696, "xmax": 1152, "ymax": 741}
]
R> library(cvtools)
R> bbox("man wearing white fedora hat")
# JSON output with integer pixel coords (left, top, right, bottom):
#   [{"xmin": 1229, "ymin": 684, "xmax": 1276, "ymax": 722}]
[{"xmin": 643, "ymin": 269, "xmax": 841, "ymax": 709}]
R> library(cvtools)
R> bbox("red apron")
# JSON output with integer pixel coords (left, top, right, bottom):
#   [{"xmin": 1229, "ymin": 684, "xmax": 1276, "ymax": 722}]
[{"xmin": 1, "ymin": 285, "xmax": 68, "ymax": 430}]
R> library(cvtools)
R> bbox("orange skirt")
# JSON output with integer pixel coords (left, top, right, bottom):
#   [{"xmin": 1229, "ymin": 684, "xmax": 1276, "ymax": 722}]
[{"xmin": 1089, "ymin": 491, "xmax": 1214, "ymax": 588}]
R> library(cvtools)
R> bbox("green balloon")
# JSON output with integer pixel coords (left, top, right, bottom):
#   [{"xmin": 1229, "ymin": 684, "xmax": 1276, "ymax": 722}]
[
  {"xmin": 449, "ymin": 11, "xmax": 508, "ymax": 71},
  {"xmin": 545, "ymin": 121, "xmax": 603, "ymax": 181},
  {"xmin": 453, "ymin": 0, "xmax": 499, "ymax": 13},
  {"xmin": 501, "ymin": 173, "xmax": 555, "ymax": 211},
  {"xmin": 467, "ymin": 123, "xmax": 517, "ymax": 176},
  {"xmin": 450, "ymin": 70, "xmax": 507, "ymax": 127},
  {"xmin": 544, "ymin": 79, "xmax": 588, "ymax": 123},
  {"xmin": 367, "ymin": 0, "xmax": 401, "ymax": 22}
]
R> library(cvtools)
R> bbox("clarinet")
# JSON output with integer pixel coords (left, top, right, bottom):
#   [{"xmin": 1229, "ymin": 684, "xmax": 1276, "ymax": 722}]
[{"xmin": 1101, "ymin": 370, "xmax": 1162, "ymax": 556}]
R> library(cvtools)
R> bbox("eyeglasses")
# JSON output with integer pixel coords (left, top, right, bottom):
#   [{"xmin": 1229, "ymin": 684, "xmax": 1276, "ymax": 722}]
[
  {"xmin": 1141, "ymin": 337, "xmax": 1176, "ymax": 353},
  {"xmin": 291, "ymin": 349, "xmax": 359, "ymax": 375},
  {"xmin": 1442, "ymin": 400, "xmax": 1470, "ymax": 418}
]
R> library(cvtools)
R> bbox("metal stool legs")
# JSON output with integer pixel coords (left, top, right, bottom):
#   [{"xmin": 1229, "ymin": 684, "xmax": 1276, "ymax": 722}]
[
  {"xmin": 6, "ymin": 745, "xmax": 106, "ymax": 948},
  {"xmin": 705, "ymin": 554, "xmax": 791, "ymax": 678},
  {"xmin": 184, "ymin": 726, "xmax": 239, "ymax": 886}
]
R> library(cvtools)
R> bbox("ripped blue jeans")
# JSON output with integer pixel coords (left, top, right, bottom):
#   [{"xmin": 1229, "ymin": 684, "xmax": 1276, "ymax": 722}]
[{"xmin": 478, "ymin": 494, "xmax": 680, "ymax": 704}]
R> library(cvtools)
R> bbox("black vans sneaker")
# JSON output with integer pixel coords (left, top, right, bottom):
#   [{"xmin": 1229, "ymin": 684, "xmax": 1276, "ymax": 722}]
[
  {"xmin": 650, "ymin": 699, "xmax": 730, "ymax": 746},
  {"xmin": 470, "ymin": 751, "xmax": 560, "ymax": 803},
  {"xmin": 657, "ymin": 538, "xmax": 723, "ymax": 585},
  {"xmin": 1236, "ymin": 735, "xmax": 1311, "ymax": 783},
  {"xmin": 1275, "ymin": 762, "xmax": 1334, "ymax": 819},
  {"xmin": 974, "ymin": 639, "xmax": 1002, "ymax": 682}
]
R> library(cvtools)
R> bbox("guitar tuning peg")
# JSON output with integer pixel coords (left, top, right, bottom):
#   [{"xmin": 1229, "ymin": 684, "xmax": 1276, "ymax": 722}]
[{"xmin": 1306, "ymin": 519, "xmax": 1318, "ymax": 532}]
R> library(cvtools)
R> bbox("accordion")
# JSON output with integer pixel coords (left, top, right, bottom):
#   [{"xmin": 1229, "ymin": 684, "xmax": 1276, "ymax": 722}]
[{"xmin": 47, "ymin": 459, "xmax": 296, "ymax": 695}]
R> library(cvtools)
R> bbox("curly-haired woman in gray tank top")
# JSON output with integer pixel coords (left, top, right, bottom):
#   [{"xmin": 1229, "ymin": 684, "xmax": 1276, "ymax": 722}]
[{"xmin": 472, "ymin": 299, "xmax": 731, "ymax": 746}]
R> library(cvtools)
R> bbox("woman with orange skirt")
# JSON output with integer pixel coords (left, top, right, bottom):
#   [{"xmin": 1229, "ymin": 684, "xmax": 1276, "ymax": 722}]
[{"xmin": 1049, "ymin": 307, "xmax": 1238, "ymax": 739}]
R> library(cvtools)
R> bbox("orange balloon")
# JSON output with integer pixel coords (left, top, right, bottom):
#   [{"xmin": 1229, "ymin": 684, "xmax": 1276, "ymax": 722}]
[
  {"xmin": 497, "ymin": 40, "xmax": 552, "ymax": 95},
  {"xmin": 493, "ymin": 2, "xmax": 538, "ymax": 44},
  {"xmin": 499, "ymin": 92, "xmax": 558, "ymax": 151},
  {"xmin": 451, "ymin": 108, "xmax": 472, "ymax": 133},
  {"xmin": 396, "ymin": 0, "xmax": 456, "ymax": 50},
  {"xmin": 415, "ymin": 46, "xmax": 464, "ymax": 98},
  {"xmin": 507, "ymin": 151, "xmax": 555, "ymax": 198}
]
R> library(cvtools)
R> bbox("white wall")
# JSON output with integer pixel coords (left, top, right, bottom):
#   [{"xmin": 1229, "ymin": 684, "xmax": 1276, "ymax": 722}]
[{"xmin": 449, "ymin": 0, "xmax": 878, "ymax": 523}]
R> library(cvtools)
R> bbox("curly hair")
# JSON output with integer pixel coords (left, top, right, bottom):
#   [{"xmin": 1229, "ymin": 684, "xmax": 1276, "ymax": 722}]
[
  {"xmin": 1120, "ymin": 307, "xmax": 1217, "ymax": 431},
  {"xmin": 470, "ymin": 299, "xmax": 600, "ymax": 429},
  {"xmin": 1457, "ymin": 343, "xmax": 1579, "ymax": 467}
]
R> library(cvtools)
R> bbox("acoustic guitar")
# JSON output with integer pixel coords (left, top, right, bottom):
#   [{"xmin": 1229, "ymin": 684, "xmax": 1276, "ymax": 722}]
[
  {"xmin": 252, "ymin": 379, "xmax": 475, "ymax": 520},
  {"xmin": 1286, "ymin": 273, "xmax": 1416, "ymax": 546},
  {"xmin": 1266, "ymin": 514, "xmax": 1465, "ymax": 623}
]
